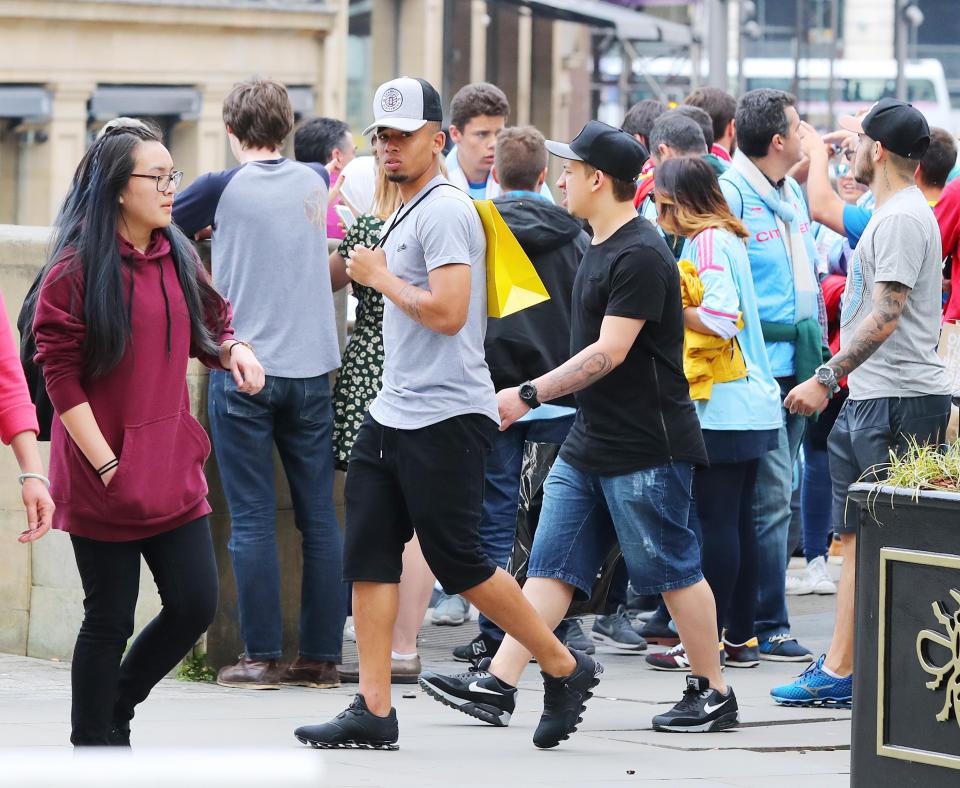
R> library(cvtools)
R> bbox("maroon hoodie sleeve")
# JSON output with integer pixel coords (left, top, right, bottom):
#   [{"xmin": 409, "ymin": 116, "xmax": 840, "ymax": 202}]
[
  {"xmin": 32, "ymin": 261, "xmax": 90, "ymax": 415},
  {"xmin": 191, "ymin": 260, "xmax": 235, "ymax": 371},
  {"xmin": 0, "ymin": 292, "xmax": 39, "ymax": 444}
]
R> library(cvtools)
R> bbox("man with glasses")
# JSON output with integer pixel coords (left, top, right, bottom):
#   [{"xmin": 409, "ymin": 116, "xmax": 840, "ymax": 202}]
[
  {"xmin": 173, "ymin": 78, "xmax": 347, "ymax": 693},
  {"xmin": 803, "ymin": 119, "xmax": 957, "ymax": 248}
]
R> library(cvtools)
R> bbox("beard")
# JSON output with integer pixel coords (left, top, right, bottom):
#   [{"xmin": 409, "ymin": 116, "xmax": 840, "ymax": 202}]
[
  {"xmin": 386, "ymin": 173, "xmax": 409, "ymax": 183},
  {"xmin": 854, "ymin": 156, "xmax": 873, "ymax": 187}
]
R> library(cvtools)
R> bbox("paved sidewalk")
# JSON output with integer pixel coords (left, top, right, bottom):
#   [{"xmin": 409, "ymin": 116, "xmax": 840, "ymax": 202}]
[{"xmin": 0, "ymin": 577, "xmax": 850, "ymax": 787}]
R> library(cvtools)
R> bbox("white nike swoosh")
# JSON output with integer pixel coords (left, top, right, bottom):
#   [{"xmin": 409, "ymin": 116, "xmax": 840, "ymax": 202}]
[
  {"xmin": 468, "ymin": 680, "xmax": 505, "ymax": 696},
  {"xmin": 703, "ymin": 698, "xmax": 729, "ymax": 715}
]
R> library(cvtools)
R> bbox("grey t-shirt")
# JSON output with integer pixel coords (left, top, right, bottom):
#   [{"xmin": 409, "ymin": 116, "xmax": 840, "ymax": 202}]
[
  {"xmin": 175, "ymin": 158, "xmax": 341, "ymax": 379},
  {"xmin": 840, "ymin": 186, "xmax": 950, "ymax": 400},
  {"xmin": 369, "ymin": 175, "xmax": 499, "ymax": 429}
]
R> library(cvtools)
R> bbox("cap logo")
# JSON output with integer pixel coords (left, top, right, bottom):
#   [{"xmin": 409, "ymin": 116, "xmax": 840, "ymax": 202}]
[{"xmin": 381, "ymin": 88, "xmax": 403, "ymax": 113}]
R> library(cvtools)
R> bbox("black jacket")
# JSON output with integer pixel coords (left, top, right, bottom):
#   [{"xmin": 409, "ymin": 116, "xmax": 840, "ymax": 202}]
[{"xmin": 486, "ymin": 196, "xmax": 590, "ymax": 409}]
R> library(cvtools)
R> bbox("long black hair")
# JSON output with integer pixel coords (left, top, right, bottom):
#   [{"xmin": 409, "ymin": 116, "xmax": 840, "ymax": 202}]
[{"xmin": 23, "ymin": 121, "xmax": 223, "ymax": 379}]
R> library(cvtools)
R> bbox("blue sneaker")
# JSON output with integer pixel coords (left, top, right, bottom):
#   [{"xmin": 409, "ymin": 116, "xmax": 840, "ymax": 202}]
[
  {"xmin": 770, "ymin": 655, "xmax": 852, "ymax": 707},
  {"xmin": 758, "ymin": 634, "xmax": 813, "ymax": 662}
]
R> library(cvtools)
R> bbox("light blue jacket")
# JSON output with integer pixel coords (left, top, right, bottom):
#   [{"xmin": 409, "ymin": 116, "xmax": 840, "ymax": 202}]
[{"xmin": 720, "ymin": 169, "xmax": 820, "ymax": 378}]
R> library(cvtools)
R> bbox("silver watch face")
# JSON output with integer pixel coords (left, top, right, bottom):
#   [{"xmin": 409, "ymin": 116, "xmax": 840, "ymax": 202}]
[{"xmin": 816, "ymin": 367, "xmax": 835, "ymax": 386}]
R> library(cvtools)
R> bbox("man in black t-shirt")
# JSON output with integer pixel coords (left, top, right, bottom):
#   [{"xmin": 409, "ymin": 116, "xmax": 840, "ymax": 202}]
[{"xmin": 420, "ymin": 121, "xmax": 739, "ymax": 734}]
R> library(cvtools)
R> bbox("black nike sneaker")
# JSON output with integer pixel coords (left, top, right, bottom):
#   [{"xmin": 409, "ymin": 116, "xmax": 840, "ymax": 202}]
[
  {"xmin": 294, "ymin": 694, "xmax": 399, "ymax": 750},
  {"xmin": 418, "ymin": 658, "xmax": 517, "ymax": 727},
  {"xmin": 652, "ymin": 675, "xmax": 739, "ymax": 733},
  {"xmin": 533, "ymin": 648, "xmax": 604, "ymax": 749}
]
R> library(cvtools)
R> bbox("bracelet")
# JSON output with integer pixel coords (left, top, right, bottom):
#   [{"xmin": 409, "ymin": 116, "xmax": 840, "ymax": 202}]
[
  {"xmin": 228, "ymin": 340, "xmax": 253, "ymax": 358},
  {"xmin": 18, "ymin": 473, "xmax": 50, "ymax": 488},
  {"xmin": 96, "ymin": 459, "xmax": 119, "ymax": 477}
]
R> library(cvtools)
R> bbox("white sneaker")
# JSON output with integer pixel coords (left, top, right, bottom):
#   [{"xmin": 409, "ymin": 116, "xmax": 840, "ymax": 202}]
[
  {"xmin": 431, "ymin": 593, "xmax": 470, "ymax": 626},
  {"xmin": 785, "ymin": 574, "xmax": 815, "ymax": 596},
  {"xmin": 805, "ymin": 555, "xmax": 837, "ymax": 595}
]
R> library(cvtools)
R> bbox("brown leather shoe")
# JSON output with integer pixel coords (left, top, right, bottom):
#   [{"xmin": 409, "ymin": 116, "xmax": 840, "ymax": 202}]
[
  {"xmin": 338, "ymin": 655, "xmax": 421, "ymax": 685},
  {"xmin": 281, "ymin": 657, "xmax": 340, "ymax": 689},
  {"xmin": 216, "ymin": 656, "xmax": 285, "ymax": 689}
]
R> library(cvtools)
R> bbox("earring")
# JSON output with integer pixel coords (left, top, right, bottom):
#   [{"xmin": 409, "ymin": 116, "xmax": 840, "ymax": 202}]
[{"xmin": 118, "ymin": 197, "xmax": 124, "ymax": 203}]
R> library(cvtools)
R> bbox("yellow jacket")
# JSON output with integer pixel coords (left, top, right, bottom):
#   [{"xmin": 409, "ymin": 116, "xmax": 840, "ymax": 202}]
[{"xmin": 677, "ymin": 259, "xmax": 748, "ymax": 401}]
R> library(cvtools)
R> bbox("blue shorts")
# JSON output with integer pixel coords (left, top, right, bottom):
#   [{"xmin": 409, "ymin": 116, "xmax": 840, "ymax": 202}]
[{"xmin": 527, "ymin": 457, "xmax": 703, "ymax": 599}]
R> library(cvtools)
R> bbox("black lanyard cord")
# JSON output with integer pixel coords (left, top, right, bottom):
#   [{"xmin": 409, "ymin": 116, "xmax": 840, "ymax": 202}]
[{"xmin": 371, "ymin": 182, "xmax": 457, "ymax": 251}]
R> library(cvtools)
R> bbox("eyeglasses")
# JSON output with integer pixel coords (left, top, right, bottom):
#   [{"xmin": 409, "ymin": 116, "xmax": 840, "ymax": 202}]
[{"xmin": 130, "ymin": 171, "xmax": 184, "ymax": 192}]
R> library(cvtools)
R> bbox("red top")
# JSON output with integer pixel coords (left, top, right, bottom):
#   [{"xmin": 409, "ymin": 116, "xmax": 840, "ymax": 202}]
[
  {"xmin": 0, "ymin": 292, "xmax": 40, "ymax": 445},
  {"xmin": 711, "ymin": 143, "xmax": 732, "ymax": 163},
  {"xmin": 33, "ymin": 231, "xmax": 234, "ymax": 541},
  {"xmin": 937, "ymin": 179, "xmax": 960, "ymax": 322}
]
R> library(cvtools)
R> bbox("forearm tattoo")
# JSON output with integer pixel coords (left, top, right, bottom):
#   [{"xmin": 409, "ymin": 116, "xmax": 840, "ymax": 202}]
[
  {"xmin": 828, "ymin": 281, "xmax": 909, "ymax": 378},
  {"xmin": 537, "ymin": 352, "xmax": 613, "ymax": 402},
  {"xmin": 397, "ymin": 284, "xmax": 424, "ymax": 324}
]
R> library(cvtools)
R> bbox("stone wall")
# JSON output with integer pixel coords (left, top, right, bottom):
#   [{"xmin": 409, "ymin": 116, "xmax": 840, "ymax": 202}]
[{"xmin": 0, "ymin": 225, "xmax": 345, "ymax": 668}]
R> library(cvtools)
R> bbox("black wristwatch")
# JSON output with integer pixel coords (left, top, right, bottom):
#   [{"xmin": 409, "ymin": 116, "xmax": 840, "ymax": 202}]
[{"xmin": 518, "ymin": 381, "xmax": 541, "ymax": 409}]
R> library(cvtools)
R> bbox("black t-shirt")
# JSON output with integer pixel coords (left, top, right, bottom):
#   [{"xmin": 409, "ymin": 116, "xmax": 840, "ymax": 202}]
[{"xmin": 560, "ymin": 217, "xmax": 707, "ymax": 475}]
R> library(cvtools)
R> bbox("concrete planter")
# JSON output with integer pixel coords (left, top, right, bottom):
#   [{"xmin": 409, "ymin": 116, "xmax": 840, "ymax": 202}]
[{"xmin": 850, "ymin": 482, "xmax": 960, "ymax": 786}]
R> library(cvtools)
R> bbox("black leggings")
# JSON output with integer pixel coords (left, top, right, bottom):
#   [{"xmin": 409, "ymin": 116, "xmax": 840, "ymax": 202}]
[
  {"xmin": 695, "ymin": 460, "xmax": 759, "ymax": 644},
  {"xmin": 69, "ymin": 517, "xmax": 218, "ymax": 746}
]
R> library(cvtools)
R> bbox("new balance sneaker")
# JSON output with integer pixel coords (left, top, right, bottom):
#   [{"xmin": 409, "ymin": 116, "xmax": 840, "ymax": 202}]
[
  {"xmin": 452, "ymin": 632, "xmax": 501, "ymax": 663},
  {"xmin": 432, "ymin": 593, "xmax": 470, "ymax": 626},
  {"xmin": 638, "ymin": 614, "xmax": 680, "ymax": 646},
  {"xmin": 418, "ymin": 658, "xmax": 517, "ymax": 727},
  {"xmin": 563, "ymin": 618, "xmax": 596, "ymax": 655},
  {"xmin": 645, "ymin": 643, "xmax": 726, "ymax": 672},
  {"xmin": 294, "ymin": 694, "xmax": 399, "ymax": 750},
  {"xmin": 592, "ymin": 605, "xmax": 648, "ymax": 652},
  {"xmin": 805, "ymin": 556, "xmax": 838, "ymax": 595},
  {"xmin": 653, "ymin": 675, "xmax": 739, "ymax": 732},
  {"xmin": 759, "ymin": 634, "xmax": 814, "ymax": 662},
  {"xmin": 770, "ymin": 655, "xmax": 853, "ymax": 707},
  {"xmin": 722, "ymin": 637, "xmax": 759, "ymax": 668},
  {"xmin": 534, "ymin": 649, "xmax": 603, "ymax": 749},
  {"xmin": 785, "ymin": 574, "xmax": 815, "ymax": 595}
]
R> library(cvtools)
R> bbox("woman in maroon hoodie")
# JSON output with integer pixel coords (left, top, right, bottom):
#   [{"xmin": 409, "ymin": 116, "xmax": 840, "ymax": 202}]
[{"xmin": 28, "ymin": 120, "xmax": 264, "ymax": 746}]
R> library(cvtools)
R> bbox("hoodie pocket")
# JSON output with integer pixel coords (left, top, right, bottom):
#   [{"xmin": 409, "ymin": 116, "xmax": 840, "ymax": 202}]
[{"xmin": 106, "ymin": 410, "xmax": 211, "ymax": 523}]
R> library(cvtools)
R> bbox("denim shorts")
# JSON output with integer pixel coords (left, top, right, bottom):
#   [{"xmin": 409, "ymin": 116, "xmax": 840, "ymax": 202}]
[{"xmin": 527, "ymin": 457, "xmax": 703, "ymax": 599}]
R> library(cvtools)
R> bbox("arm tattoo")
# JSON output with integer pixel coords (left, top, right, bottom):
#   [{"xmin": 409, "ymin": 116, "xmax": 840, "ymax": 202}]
[
  {"xmin": 828, "ymin": 281, "xmax": 909, "ymax": 378},
  {"xmin": 537, "ymin": 352, "xmax": 614, "ymax": 402},
  {"xmin": 397, "ymin": 284, "xmax": 424, "ymax": 324}
]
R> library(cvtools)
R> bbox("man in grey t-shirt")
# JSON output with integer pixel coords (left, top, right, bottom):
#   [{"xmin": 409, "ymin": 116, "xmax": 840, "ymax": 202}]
[
  {"xmin": 371, "ymin": 173, "xmax": 498, "ymax": 428},
  {"xmin": 294, "ymin": 77, "xmax": 599, "ymax": 752},
  {"xmin": 777, "ymin": 99, "xmax": 950, "ymax": 708}
]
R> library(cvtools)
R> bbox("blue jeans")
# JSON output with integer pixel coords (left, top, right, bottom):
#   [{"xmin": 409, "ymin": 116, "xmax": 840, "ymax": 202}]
[
  {"xmin": 208, "ymin": 371, "xmax": 346, "ymax": 662},
  {"xmin": 478, "ymin": 416, "xmax": 574, "ymax": 643},
  {"xmin": 752, "ymin": 377, "xmax": 806, "ymax": 641},
  {"xmin": 528, "ymin": 458, "xmax": 702, "ymax": 598},
  {"xmin": 801, "ymin": 436, "xmax": 833, "ymax": 562}
]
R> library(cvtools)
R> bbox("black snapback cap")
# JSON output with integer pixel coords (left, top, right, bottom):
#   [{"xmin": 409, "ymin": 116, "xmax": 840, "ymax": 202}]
[
  {"xmin": 545, "ymin": 120, "xmax": 649, "ymax": 182},
  {"xmin": 839, "ymin": 98, "xmax": 930, "ymax": 160}
]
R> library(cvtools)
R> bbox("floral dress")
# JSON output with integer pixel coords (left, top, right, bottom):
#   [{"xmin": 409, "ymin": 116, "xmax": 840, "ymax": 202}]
[{"xmin": 332, "ymin": 214, "xmax": 385, "ymax": 470}]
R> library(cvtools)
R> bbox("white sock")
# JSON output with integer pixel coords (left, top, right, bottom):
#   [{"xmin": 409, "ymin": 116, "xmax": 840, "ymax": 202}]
[
  {"xmin": 391, "ymin": 651, "xmax": 418, "ymax": 661},
  {"xmin": 821, "ymin": 664, "xmax": 845, "ymax": 679}
]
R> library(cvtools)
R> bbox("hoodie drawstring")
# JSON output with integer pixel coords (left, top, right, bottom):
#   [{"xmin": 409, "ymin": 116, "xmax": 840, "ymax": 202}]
[{"xmin": 157, "ymin": 261, "xmax": 172, "ymax": 358}]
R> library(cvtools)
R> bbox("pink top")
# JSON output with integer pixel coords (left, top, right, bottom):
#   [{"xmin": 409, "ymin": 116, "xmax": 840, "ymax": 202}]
[
  {"xmin": 326, "ymin": 164, "xmax": 344, "ymax": 241},
  {"xmin": 0, "ymin": 291, "xmax": 39, "ymax": 445}
]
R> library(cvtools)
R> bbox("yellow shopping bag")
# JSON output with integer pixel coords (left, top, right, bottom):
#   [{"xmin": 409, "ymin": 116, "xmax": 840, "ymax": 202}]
[{"xmin": 474, "ymin": 200, "xmax": 550, "ymax": 317}]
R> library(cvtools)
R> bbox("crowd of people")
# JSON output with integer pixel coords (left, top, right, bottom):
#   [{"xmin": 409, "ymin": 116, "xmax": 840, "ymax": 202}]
[{"xmin": 1, "ymin": 67, "xmax": 958, "ymax": 751}]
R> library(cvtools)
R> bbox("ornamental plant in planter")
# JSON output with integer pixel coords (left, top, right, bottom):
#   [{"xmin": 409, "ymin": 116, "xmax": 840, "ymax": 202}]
[{"xmin": 851, "ymin": 441, "xmax": 960, "ymax": 786}]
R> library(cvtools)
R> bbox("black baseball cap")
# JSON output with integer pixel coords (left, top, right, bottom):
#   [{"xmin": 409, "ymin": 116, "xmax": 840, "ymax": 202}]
[
  {"xmin": 545, "ymin": 120, "xmax": 649, "ymax": 182},
  {"xmin": 839, "ymin": 98, "xmax": 930, "ymax": 160},
  {"xmin": 362, "ymin": 77, "xmax": 444, "ymax": 136}
]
